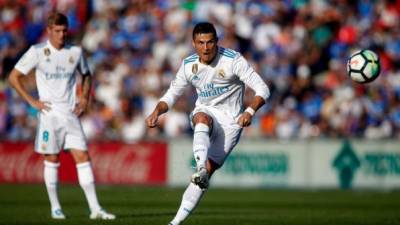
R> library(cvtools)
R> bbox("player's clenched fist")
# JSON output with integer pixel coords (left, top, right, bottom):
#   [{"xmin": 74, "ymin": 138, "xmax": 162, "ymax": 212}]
[
  {"xmin": 237, "ymin": 112, "xmax": 252, "ymax": 127},
  {"xmin": 145, "ymin": 113, "xmax": 159, "ymax": 128}
]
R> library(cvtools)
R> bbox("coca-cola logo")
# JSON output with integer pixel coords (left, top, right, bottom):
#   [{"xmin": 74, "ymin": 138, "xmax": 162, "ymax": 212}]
[
  {"xmin": 0, "ymin": 142, "xmax": 167, "ymax": 184},
  {"xmin": 91, "ymin": 144, "xmax": 152, "ymax": 183},
  {"xmin": 0, "ymin": 143, "xmax": 43, "ymax": 183}
]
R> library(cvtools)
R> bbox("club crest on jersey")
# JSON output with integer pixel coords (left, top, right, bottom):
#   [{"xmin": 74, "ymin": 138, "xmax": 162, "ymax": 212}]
[
  {"xmin": 192, "ymin": 64, "xmax": 198, "ymax": 74},
  {"xmin": 218, "ymin": 69, "xmax": 225, "ymax": 78},
  {"xmin": 44, "ymin": 48, "xmax": 50, "ymax": 56},
  {"xmin": 69, "ymin": 56, "xmax": 75, "ymax": 64}
]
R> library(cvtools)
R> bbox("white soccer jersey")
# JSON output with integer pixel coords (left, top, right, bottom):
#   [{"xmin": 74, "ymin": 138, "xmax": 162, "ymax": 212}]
[
  {"xmin": 14, "ymin": 40, "xmax": 91, "ymax": 113},
  {"xmin": 160, "ymin": 47, "xmax": 270, "ymax": 119}
]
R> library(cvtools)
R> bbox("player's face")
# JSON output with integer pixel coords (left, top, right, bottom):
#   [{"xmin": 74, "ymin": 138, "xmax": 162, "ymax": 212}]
[
  {"xmin": 47, "ymin": 24, "xmax": 68, "ymax": 49},
  {"xmin": 192, "ymin": 33, "xmax": 218, "ymax": 65}
]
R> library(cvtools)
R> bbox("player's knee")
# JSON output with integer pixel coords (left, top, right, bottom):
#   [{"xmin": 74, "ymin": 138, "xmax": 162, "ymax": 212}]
[
  {"xmin": 44, "ymin": 154, "xmax": 60, "ymax": 163},
  {"xmin": 71, "ymin": 150, "xmax": 90, "ymax": 163},
  {"xmin": 193, "ymin": 112, "xmax": 212, "ymax": 127}
]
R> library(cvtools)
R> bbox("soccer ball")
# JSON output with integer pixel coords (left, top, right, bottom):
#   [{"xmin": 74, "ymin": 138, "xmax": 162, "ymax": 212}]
[{"xmin": 347, "ymin": 49, "xmax": 381, "ymax": 83}]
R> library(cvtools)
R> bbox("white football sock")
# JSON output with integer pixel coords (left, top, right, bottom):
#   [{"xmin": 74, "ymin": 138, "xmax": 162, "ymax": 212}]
[
  {"xmin": 77, "ymin": 162, "xmax": 101, "ymax": 212},
  {"xmin": 170, "ymin": 182, "xmax": 205, "ymax": 225},
  {"xmin": 193, "ymin": 123, "xmax": 210, "ymax": 170},
  {"xmin": 44, "ymin": 161, "xmax": 62, "ymax": 211}
]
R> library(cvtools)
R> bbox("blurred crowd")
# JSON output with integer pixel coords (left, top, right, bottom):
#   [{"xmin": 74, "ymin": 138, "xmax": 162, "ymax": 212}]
[{"xmin": 1, "ymin": 0, "xmax": 400, "ymax": 142}]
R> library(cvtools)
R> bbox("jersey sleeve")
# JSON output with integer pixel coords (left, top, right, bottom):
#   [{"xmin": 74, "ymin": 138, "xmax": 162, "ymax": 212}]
[
  {"xmin": 159, "ymin": 62, "xmax": 189, "ymax": 108},
  {"xmin": 77, "ymin": 50, "xmax": 91, "ymax": 76},
  {"xmin": 232, "ymin": 54, "xmax": 270, "ymax": 100},
  {"xmin": 14, "ymin": 46, "xmax": 38, "ymax": 75}
]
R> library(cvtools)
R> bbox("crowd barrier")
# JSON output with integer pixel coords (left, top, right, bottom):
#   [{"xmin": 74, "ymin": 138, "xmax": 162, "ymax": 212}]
[{"xmin": 1, "ymin": 139, "xmax": 399, "ymax": 190}]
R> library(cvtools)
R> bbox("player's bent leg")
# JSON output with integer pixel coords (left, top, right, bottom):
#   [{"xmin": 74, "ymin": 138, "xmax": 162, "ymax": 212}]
[
  {"xmin": 191, "ymin": 113, "xmax": 213, "ymax": 188},
  {"xmin": 71, "ymin": 149, "xmax": 116, "ymax": 220},
  {"xmin": 192, "ymin": 113, "xmax": 212, "ymax": 169},
  {"xmin": 44, "ymin": 154, "xmax": 65, "ymax": 219}
]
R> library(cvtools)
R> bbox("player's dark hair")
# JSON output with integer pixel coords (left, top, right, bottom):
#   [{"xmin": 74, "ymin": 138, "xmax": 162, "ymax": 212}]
[
  {"xmin": 192, "ymin": 22, "xmax": 218, "ymax": 41},
  {"xmin": 47, "ymin": 12, "xmax": 69, "ymax": 27}
]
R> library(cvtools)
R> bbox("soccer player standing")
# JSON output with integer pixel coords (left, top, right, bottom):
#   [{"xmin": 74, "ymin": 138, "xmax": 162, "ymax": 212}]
[
  {"xmin": 146, "ymin": 22, "xmax": 270, "ymax": 225},
  {"xmin": 7, "ymin": 12, "xmax": 115, "ymax": 220}
]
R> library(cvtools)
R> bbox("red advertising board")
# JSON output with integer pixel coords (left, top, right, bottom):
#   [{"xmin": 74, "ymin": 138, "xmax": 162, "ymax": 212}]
[{"xmin": 0, "ymin": 141, "xmax": 167, "ymax": 185}]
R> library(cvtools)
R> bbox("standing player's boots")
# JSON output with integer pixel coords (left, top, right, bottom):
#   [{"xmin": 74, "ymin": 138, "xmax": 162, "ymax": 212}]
[
  {"xmin": 51, "ymin": 208, "xmax": 66, "ymax": 219},
  {"xmin": 89, "ymin": 209, "xmax": 116, "ymax": 220},
  {"xmin": 191, "ymin": 167, "xmax": 209, "ymax": 189}
]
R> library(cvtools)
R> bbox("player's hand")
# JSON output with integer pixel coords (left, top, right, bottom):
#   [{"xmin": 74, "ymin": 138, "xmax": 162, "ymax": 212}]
[
  {"xmin": 73, "ymin": 98, "xmax": 88, "ymax": 116},
  {"xmin": 237, "ymin": 112, "xmax": 253, "ymax": 127},
  {"xmin": 31, "ymin": 100, "xmax": 51, "ymax": 113},
  {"xmin": 145, "ymin": 113, "xmax": 159, "ymax": 128}
]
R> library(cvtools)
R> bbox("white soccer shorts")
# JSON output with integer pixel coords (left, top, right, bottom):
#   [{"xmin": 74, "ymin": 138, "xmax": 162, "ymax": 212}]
[
  {"xmin": 35, "ymin": 111, "xmax": 88, "ymax": 154},
  {"xmin": 190, "ymin": 106, "xmax": 243, "ymax": 166}
]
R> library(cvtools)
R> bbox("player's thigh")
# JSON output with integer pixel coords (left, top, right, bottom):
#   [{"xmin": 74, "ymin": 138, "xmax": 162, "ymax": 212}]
[
  {"xmin": 35, "ymin": 113, "xmax": 64, "ymax": 154},
  {"xmin": 64, "ymin": 115, "xmax": 88, "ymax": 151},
  {"xmin": 208, "ymin": 121, "xmax": 242, "ymax": 166}
]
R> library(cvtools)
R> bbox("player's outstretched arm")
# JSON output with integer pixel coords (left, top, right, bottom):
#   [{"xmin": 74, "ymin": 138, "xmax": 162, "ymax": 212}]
[
  {"xmin": 145, "ymin": 101, "xmax": 169, "ymax": 128},
  {"xmin": 237, "ymin": 95, "xmax": 265, "ymax": 127},
  {"xmin": 8, "ymin": 69, "xmax": 51, "ymax": 112}
]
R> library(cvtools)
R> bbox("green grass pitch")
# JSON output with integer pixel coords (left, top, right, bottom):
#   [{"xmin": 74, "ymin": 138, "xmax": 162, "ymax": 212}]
[{"xmin": 0, "ymin": 184, "xmax": 399, "ymax": 225}]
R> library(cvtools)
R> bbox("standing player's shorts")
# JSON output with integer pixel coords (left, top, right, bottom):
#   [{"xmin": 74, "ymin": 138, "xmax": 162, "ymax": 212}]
[
  {"xmin": 190, "ymin": 106, "xmax": 243, "ymax": 166},
  {"xmin": 35, "ymin": 110, "xmax": 88, "ymax": 154}
]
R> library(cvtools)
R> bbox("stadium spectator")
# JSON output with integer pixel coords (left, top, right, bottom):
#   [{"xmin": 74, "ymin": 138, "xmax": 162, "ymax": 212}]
[{"xmin": 1, "ymin": 0, "xmax": 400, "ymax": 141}]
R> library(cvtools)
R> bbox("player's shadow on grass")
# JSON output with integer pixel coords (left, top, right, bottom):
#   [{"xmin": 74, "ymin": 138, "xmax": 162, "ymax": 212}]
[
  {"xmin": 118, "ymin": 212, "xmax": 176, "ymax": 219},
  {"xmin": 117, "ymin": 210, "xmax": 242, "ymax": 219}
]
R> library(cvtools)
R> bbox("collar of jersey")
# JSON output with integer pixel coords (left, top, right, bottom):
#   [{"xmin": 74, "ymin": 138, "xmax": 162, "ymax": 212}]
[{"xmin": 47, "ymin": 40, "xmax": 63, "ymax": 52}]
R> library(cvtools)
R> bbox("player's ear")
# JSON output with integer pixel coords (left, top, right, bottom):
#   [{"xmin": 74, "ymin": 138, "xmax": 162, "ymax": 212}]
[{"xmin": 46, "ymin": 25, "xmax": 52, "ymax": 33}]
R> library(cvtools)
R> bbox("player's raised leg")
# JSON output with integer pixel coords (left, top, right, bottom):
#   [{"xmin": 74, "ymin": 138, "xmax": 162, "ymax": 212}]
[
  {"xmin": 71, "ymin": 150, "xmax": 115, "ymax": 220},
  {"xmin": 191, "ymin": 112, "xmax": 212, "ymax": 188}
]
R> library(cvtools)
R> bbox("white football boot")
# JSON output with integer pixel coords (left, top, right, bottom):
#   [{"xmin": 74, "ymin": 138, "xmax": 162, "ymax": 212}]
[
  {"xmin": 89, "ymin": 209, "xmax": 116, "ymax": 220},
  {"xmin": 51, "ymin": 208, "xmax": 66, "ymax": 219},
  {"xmin": 191, "ymin": 167, "xmax": 209, "ymax": 189}
]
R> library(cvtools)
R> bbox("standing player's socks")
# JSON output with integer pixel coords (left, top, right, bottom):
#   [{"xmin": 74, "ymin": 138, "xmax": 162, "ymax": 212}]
[
  {"xmin": 44, "ymin": 161, "xmax": 64, "ymax": 218},
  {"xmin": 76, "ymin": 162, "xmax": 101, "ymax": 213},
  {"xmin": 169, "ymin": 183, "xmax": 205, "ymax": 225},
  {"xmin": 193, "ymin": 123, "xmax": 210, "ymax": 170}
]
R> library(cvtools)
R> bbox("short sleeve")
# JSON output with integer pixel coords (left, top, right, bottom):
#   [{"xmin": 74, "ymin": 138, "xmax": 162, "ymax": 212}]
[
  {"xmin": 14, "ymin": 46, "xmax": 38, "ymax": 75},
  {"xmin": 77, "ymin": 51, "xmax": 91, "ymax": 75}
]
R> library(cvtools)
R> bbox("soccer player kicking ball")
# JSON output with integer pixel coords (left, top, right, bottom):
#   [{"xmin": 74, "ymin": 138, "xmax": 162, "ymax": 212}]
[
  {"xmin": 146, "ymin": 22, "xmax": 270, "ymax": 225},
  {"xmin": 8, "ymin": 12, "xmax": 115, "ymax": 220}
]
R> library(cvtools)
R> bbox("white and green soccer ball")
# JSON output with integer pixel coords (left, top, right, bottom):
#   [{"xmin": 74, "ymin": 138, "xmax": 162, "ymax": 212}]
[{"xmin": 347, "ymin": 49, "xmax": 381, "ymax": 83}]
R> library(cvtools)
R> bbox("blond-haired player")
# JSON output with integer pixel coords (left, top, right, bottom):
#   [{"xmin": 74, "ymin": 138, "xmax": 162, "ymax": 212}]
[{"xmin": 8, "ymin": 12, "xmax": 115, "ymax": 220}]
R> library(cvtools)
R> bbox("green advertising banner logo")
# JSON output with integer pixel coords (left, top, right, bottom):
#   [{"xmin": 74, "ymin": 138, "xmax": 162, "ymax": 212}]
[{"xmin": 332, "ymin": 140, "xmax": 361, "ymax": 189}]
